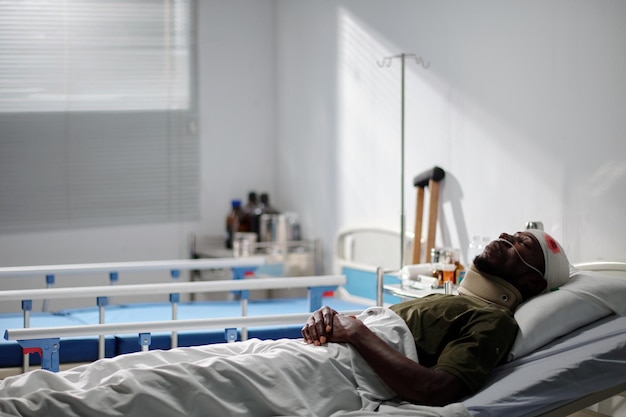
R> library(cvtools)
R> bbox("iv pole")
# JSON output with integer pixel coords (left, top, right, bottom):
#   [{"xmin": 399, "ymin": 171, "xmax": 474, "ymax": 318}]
[{"xmin": 377, "ymin": 53, "xmax": 429, "ymax": 268}]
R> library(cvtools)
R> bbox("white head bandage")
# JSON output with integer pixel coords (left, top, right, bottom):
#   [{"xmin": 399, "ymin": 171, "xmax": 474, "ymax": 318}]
[{"xmin": 524, "ymin": 229, "xmax": 570, "ymax": 292}]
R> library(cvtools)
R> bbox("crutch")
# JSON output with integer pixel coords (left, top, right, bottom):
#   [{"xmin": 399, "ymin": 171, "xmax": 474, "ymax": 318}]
[{"xmin": 412, "ymin": 166, "xmax": 445, "ymax": 264}]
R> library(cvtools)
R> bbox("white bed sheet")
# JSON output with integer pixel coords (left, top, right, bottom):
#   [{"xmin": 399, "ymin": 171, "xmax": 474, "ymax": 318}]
[
  {"xmin": 464, "ymin": 314, "xmax": 626, "ymax": 417},
  {"xmin": 0, "ymin": 307, "xmax": 470, "ymax": 417},
  {"xmin": 2, "ymin": 312, "xmax": 622, "ymax": 417}
]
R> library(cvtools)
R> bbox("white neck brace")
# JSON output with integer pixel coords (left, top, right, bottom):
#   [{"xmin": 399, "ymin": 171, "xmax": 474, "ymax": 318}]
[{"xmin": 458, "ymin": 265, "xmax": 523, "ymax": 311}]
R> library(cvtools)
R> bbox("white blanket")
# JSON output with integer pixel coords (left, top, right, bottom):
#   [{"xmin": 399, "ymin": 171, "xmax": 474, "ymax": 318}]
[{"xmin": 0, "ymin": 307, "xmax": 470, "ymax": 417}]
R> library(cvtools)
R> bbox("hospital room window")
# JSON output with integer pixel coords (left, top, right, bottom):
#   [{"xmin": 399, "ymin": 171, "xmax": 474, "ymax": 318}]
[{"xmin": 0, "ymin": 0, "xmax": 199, "ymax": 232}]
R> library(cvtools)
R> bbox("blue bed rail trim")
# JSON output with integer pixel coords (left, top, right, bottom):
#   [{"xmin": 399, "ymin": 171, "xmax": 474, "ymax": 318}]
[
  {"xmin": 341, "ymin": 266, "xmax": 402, "ymax": 305},
  {"xmin": 17, "ymin": 338, "xmax": 60, "ymax": 372}
]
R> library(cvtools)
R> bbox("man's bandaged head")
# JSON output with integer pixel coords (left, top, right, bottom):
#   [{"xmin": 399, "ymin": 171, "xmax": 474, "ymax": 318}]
[{"xmin": 525, "ymin": 229, "xmax": 570, "ymax": 292}]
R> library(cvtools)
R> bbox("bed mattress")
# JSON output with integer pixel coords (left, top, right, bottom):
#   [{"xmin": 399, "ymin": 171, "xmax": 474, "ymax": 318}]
[{"xmin": 464, "ymin": 314, "xmax": 626, "ymax": 417}]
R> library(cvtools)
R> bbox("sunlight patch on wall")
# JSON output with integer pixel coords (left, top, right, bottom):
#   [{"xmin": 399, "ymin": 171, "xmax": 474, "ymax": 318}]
[
  {"xmin": 334, "ymin": 6, "xmax": 565, "ymax": 255},
  {"xmin": 335, "ymin": 8, "xmax": 446, "ymax": 238}
]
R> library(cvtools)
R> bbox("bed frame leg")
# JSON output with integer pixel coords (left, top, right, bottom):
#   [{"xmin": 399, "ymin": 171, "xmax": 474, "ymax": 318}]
[
  {"xmin": 21, "ymin": 299, "xmax": 32, "ymax": 373},
  {"xmin": 138, "ymin": 332, "xmax": 151, "ymax": 352},
  {"xmin": 97, "ymin": 296, "xmax": 108, "ymax": 359},
  {"xmin": 170, "ymin": 293, "xmax": 180, "ymax": 349},
  {"xmin": 18, "ymin": 337, "xmax": 60, "ymax": 372}
]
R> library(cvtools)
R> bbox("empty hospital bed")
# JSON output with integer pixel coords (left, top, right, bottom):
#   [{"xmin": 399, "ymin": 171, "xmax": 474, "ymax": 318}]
[{"xmin": 0, "ymin": 257, "xmax": 370, "ymax": 376}]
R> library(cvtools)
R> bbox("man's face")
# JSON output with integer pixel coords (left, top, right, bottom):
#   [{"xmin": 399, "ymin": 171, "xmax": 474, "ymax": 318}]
[{"xmin": 473, "ymin": 231, "xmax": 545, "ymax": 283}]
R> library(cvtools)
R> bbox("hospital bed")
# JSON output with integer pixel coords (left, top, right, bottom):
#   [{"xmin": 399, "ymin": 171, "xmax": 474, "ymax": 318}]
[
  {"xmin": 463, "ymin": 261, "xmax": 626, "ymax": 417},
  {"xmin": 334, "ymin": 227, "xmax": 626, "ymax": 417},
  {"xmin": 2, "ymin": 255, "xmax": 626, "ymax": 416},
  {"xmin": 0, "ymin": 257, "xmax": 370, "ymax": 376}
]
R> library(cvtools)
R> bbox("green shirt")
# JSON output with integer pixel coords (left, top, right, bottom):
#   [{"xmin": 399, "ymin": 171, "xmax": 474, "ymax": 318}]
[{"xmin": 390, "ymin": 294, "xmax": 518, "ymax": 394}]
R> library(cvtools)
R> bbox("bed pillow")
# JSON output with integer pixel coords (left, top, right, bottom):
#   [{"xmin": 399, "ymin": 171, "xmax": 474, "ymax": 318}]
[{"xmin": 507, "ymin": 267, "xmax": 626, "ymax": 362}]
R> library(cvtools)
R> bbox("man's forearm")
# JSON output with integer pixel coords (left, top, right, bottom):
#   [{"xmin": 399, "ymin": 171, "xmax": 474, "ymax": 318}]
[
  {"xmin": 302, "ymin": 307, "xmax": 466, "ymax": 405},
  {"xmin": 348, "ymin": 323, "xmax": 466, "ymax": 406}
]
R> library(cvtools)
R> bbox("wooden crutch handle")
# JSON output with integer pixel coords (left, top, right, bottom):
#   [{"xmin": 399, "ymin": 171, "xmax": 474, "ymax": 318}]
[
  {"xmin": 425, "ymin": 179, "xmax": 441, "ymax": 263},
  {"xmin": 412, "ymin": 187, "xmax": 425, "ymax": 264},
  {"xmin": 412, "ymin": 166, "xmax": 445, "ymax": 264}
]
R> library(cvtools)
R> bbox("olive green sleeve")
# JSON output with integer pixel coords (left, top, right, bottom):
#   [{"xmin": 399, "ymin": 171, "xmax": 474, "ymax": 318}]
[{"xmin": 432, "ymin": 313, "xmax": 518, "ymax": 394}]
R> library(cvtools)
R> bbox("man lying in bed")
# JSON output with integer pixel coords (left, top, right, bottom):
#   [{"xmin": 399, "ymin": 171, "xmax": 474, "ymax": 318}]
[
  {"xmin": 302, "ymin": 229, "xmax": 570, "ymax": 406},
  {"xmin": 0, "ymin": 230, "xmax": 570, "ymax": 417}
]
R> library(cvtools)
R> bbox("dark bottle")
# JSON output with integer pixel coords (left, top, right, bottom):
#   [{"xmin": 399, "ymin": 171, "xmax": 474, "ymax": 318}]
[
  {"xmin": 225, "ymin": 199, "xmax": 243, "ymax": 249},
  {"xmin": 259, "ymin": 193, "xmax": 279, "ymax": 215},
  {"xmin": 243, "ymin": 191, "xmax": 261, "ymax": 236}
]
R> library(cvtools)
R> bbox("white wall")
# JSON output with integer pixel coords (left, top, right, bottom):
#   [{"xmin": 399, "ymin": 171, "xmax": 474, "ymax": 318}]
[
  {"xmin": 275, "ymin": 0, "xmax": 626, "ymax": 271},
  {"xmin": 198, "ymin": 0, "xmax": 279, "ymax": 236},
  {"xmin": 1, "ymin": 1, "xmax": 625, "ymax": 307}
]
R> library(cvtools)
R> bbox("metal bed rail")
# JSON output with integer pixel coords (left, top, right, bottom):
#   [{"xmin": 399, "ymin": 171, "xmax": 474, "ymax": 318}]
[
  {"xmin": 0, "ymin": 257, "xmax": 269, "ymax": 312},
  {"xmin": 0, "ymin": 275, "xmax": 344, "ymax": 302},
  {"xmin": 0, "ymin": 257, "xmax": 269, "ymax": 372},
  {"xmin": 1, "ymin": 264, "xmax": 345, "ymax": 372},
  {"xmin": 0, "ymin": 257, "xmax": 267, "ymax": 278},
  {"xmin": 4, "ymin": 307, "xmax": 362, "ymax": 373}
]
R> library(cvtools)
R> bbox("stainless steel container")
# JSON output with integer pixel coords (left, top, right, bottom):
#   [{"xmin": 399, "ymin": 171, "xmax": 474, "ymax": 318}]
[{"xmin": 259, "ymin": 213, "xmax": 301, "ymax": 243}]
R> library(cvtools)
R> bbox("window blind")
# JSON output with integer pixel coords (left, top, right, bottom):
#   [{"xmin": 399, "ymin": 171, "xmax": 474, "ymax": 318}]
[{"xmin": 0, "ymin": 0, "xmax": 199, "ymax": 232}]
